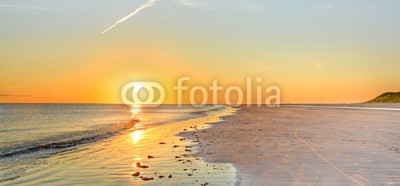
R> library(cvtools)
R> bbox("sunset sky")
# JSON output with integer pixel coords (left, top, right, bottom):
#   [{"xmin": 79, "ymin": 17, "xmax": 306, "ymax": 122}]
[{"xmin": 1, "ymin": 0, "xmax": 399, "ymax": 104}]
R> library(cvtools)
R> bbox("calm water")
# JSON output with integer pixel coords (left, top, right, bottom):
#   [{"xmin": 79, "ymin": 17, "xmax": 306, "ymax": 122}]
[{"xmin": 0, "ymin": 104, "xmax": 237, "ymax": 185}]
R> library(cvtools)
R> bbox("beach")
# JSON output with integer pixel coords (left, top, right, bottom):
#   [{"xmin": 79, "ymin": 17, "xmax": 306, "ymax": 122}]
[
  {"xmin": 2, "ymin": 0, "xmax": 400, "ymax": 185},
  {"xmin": 2, "ymin": 104, "xmax": 400, "ymax": 185},
  {"xmin": 182, "ymin": 104, "xmax": 400, "ymax": 185}
]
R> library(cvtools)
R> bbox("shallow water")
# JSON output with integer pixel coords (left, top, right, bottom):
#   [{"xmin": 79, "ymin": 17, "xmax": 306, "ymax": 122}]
[{"xmin": 0, "ymin": 104, "xmax": 237, "ymax": 185}]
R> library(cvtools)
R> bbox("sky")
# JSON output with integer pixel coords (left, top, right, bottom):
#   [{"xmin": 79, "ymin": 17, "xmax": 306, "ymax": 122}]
[{"xmin": 0, "ymin": 0, "xmax": 399, "ymax": 104}]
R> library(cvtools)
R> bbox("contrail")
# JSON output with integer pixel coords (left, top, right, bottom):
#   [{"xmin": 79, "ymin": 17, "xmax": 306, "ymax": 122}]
[{"xmin": 102, "ymin": 0, "xmax": 157, "ymax": 34}]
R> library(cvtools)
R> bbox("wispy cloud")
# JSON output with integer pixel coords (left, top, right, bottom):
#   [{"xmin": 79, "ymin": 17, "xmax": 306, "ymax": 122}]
[
  {"xmin": 0, "ymin": 4, "xmax": 49, "ymax": 11},
  {"xmin": 173, "ymin": 0, "xmax": 211, "ymax": 8},
  {"xmin": 0, "ymin": 94, "xmax": 30, "ymax": 97},
  {"xmin": 384, "ymin": 50, "xmax": 400, "ymax": 57},
  {"xmin": 102, "ymin": 0, "xmax": 158, "ymax": 34}
]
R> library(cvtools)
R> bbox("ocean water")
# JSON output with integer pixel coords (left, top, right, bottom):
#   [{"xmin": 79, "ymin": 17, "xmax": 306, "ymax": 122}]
[{"xmin": 0, "ymin": 104, "xmax": 237, "ymax": 185}]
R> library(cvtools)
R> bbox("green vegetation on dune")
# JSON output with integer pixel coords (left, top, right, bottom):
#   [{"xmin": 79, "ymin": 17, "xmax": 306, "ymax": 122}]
[{"xmin": 367, "ymin": 92, "xmax": 400, "ymax": 103}]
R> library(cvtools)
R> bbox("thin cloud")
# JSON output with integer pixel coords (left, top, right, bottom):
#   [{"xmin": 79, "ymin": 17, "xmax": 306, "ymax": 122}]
[
  {"xmin": 0, "ymin": 4, "xmax": 49, "ymax": 11},
  {"xmin": 383, "ymin": 50, "xmax": 400, "ymax": 57},
  {"xmin": 102, "ymin": 0, "xmax": 158, "ymax": 34},
  {"xmin": 0, "ymin": 94, "xmax": 30, "ymax": 97},
  {"xmin": 173, "ymin": 0, "xmax": 211, "ymax": 8}
]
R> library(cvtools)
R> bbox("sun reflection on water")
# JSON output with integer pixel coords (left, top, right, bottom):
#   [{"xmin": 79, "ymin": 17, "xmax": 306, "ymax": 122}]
[
  {"xmin": 130, "ymin": 105, "xmax": 141, "ymax": 118},
  {"xmin": 130, "ymin": 130, "xmax": 143, "ymax": 144},
  {"xmin": 129, "ymin": 105, "xmax": 144, "ymax": 144}
]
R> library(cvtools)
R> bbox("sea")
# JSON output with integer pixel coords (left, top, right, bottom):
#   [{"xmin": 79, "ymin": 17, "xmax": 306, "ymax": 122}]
[{"xmin": 0, "ymin": 104, "xmax": 237, "ymax": 185}]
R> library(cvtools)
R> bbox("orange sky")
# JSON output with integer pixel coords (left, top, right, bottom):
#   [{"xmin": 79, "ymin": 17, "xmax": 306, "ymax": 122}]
[{"xmin": 1, "ymin": 0, "xmax": 399, "ymax": 104}]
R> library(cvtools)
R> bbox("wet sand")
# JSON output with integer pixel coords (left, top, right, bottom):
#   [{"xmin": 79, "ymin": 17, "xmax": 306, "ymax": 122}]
[{"xmin": 181, "ymin": 105, "xmax": 400, "ymax": 185}]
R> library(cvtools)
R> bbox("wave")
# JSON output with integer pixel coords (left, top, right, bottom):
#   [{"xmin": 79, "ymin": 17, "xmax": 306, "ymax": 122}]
[
  {"xmin": 0, "ymin": 107, "xmax": 213, "ymax": 158},
  {"xmin": 0, "ymin": 120, "xmax": 138, "ymax": 158}
]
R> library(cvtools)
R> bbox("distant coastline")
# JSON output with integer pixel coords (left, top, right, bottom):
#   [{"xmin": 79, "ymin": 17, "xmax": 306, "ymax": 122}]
[{"xmin": 367, "ymin": 92, "xmax": 400, "ymax": 103}]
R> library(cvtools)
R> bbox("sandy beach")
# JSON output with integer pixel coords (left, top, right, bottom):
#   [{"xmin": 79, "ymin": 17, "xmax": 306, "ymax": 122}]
[{"xmin": 181, "ymin": 104, "xmax": 400, "ymax": 185}]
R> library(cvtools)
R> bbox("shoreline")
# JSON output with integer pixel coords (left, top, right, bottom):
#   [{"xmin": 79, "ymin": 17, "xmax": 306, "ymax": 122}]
[
  {"xmin": 1, "ymin": 106, "xmax": 238, "ymax": 185},
  {"xmin": 182, "ymin": 104, "xmax": 400, "ymax": 185}
]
